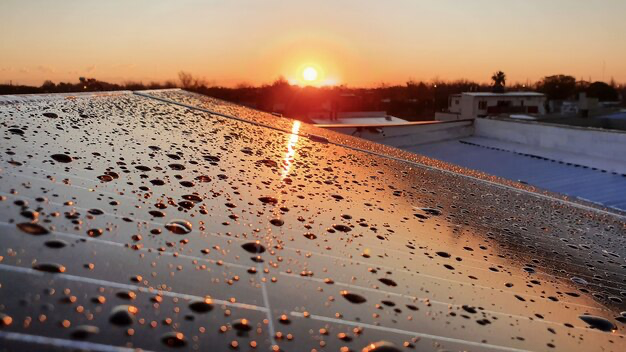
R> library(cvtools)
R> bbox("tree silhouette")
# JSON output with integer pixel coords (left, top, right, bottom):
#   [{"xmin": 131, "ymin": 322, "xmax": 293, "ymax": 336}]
[
  {"xmin": 491, "ymin": 71, "xmax": 506, "ymax": 93},
  {"xmin": 536, "ymin": 75, "xmax": 576, "ymax": 100}
]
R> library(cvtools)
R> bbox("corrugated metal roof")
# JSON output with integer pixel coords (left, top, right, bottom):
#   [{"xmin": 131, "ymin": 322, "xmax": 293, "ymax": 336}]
[
  {"xmin": 410, "ymin": 137, "xmax": 626, "ymax": 211},
  {"xmin": 0, "ymin": 90, "xmax": 624, "ymax": 351}
]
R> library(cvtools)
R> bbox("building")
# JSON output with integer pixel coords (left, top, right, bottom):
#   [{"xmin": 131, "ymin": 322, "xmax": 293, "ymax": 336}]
[
  {"xmin": 436, "ymin": 92, "xmax": 546, "ymax": 120},
  {"xmin": 323, "ymin": 115, "xmax": 626, "ymax": 211},
  {"xmin": 308, "ymin": 110, "xmax": 407, "ymax": 125}
]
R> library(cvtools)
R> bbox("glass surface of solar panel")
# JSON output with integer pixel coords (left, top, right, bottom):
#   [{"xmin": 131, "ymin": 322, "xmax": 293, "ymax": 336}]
[{"xmin": 0, "ymin": 90, "xmax": 624, "ymax": 351}]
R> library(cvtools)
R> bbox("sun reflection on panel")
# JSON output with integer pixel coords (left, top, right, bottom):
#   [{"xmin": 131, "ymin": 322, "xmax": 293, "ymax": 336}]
[{"xmin": 281, "ymin": 120, "xmax": 301, "ymax": 180}]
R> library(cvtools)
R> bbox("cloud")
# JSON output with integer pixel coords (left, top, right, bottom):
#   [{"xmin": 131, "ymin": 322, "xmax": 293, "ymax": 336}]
[{"xmin": 85, "ymin": 64, "xmax": 97, "ymax": 73}]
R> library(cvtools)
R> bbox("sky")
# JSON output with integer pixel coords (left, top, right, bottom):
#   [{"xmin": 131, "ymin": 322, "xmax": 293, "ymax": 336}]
[{"xmin": 1, "ymin": 0, "xmax": 625, "ymax": 87}]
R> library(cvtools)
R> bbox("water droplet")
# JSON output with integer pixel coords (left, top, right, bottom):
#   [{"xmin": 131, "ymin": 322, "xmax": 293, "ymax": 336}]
[
  {"xmin": 421, "ymin": 208, "xmax": 441, "ymax": 216},
  {"xmin": 161, "ymin": 331, "xmax": 187, "ymax": 347},
  {"xmin": 378, "ymin": 278, "xmax": 397, "ymax": 287},
  {"xmin": 71, "ymin": 325, "xmax": 100, "ymax": 339},
  {"xmin": 17, "ymin": 222, "xmax": 49, "ymax": 235},
  {"xmin": 571, "ymin": 277, "xmax": 588, "ymax": 285},
  {"xmin": 149, "ymin": 210, "xmax": 166, "ymax": 218},
  {"xmin": 42, "ymin": 112, "xmax": 58, "ymax": 118},
  {"xmin": 165, "ymin": 220, "xmax": 192, "ymax": 235},
  {"xmin": 341, "ymin": 290, "xmax": 367, "ymax": 304},
  {"xmin": 303, "ymin": 233, "xmax": 317, "ymax": 240},
  {"xmin": 182, "ymin": 194, "xmax": 202, "ymax": 203},
  {"xmin": 189, "ymin": 299, "xmax": 213, "ymax": 313},
  {"xmin": 51, "ymin": 154, "xmax": 72, "ymax": 163},
  {"xmin": 436, "ymin": 251, "xmax": 451, "ymax": 258},
  {"xmin": 32, "ymin": 262, "xmax": 66, "ymax": 273},
  {"xmin": 179, "ymin": 181, "xmax": 195, "ymax": 188},
  {"xmin": 20, "ymin": 210, "xmax": 38, "ymax": 221},
  {"xmin": 241, "ymin": 242, "xmax": 265, "ymax": 254},
  {"xmin": 361, "ymin": 341, "xmax": 401, "ymax": 352},
  {"xmin": 195, "ymin": 175, "xmax": 211, "ymax": 183},
  {"xmin": 0, "ymin": 313, "xmax": 13, "ymax": 326},
  {"xmin": 462, "ymin": 305, "xmax": 477, "ymax": 314},
  {"xmin": 44, "ymin": 239, "xmax": 68, "ymax": 248},
  {"xmin": 270, "ymin": 218, "xmax": 284, "ymax": 226},
  {"xmin": 88, "ymin": 209, "xmax": 104, "ymax": 215},
  {"xmin": 109, "ymin": 305, "xmax": 138, "ymax": 326},
  {"xmin": 232, "ymin": 318, "xmax": 252, "ymax": 332},
  {"xmin": 579, "ymin": 315, "xmax": 617, "ymax": 332},
  {"xmin": 332, "ymin": 224, "xmax": 351, "ymax": 232},
  {"xmin": 259, "ymin": 196, "xmax": 278, "ymax": 205},
  {"xmin": 278, "ymin": 314, "xmax": 291, "ymax": 324},
  {"xmin": 87, "ymin": 228, "xmax": 103, "ymax": 237}
]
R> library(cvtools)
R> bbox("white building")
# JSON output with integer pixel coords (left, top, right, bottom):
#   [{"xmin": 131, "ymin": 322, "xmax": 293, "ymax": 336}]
[{"xmin": 436, "ymin": 92, "xmax": 546, "ymax": 121}]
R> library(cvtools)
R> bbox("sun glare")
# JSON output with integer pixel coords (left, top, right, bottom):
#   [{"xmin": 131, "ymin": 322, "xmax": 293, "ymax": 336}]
[{"xmin": 302, "ymin": 67, "xmax": 318, "ymax": 82}]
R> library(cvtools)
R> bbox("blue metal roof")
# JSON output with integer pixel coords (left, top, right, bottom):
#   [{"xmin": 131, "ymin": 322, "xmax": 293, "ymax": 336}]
[{"xmin": 410, "ymin": 137, "xmax": 626, "ymax": 211}]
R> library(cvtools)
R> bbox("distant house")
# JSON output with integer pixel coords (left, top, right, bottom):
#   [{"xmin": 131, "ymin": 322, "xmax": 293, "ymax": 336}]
[{"xmin": 436, "ymin": 92, "xmax": 546, "ymax": 120}]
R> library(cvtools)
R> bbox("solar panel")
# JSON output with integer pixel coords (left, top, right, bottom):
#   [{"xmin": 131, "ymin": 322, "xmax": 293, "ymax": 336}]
[{"xmin": 0, "ymin": 90, "xmax": 624, "ymax": 351}]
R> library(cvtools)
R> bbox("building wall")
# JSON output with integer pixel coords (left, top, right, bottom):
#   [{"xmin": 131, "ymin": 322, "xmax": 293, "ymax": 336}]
[
  {"xmin": 453, "ymin": 94, "xmax": 546, "ymax": 119},
  {"xmin": 475, "ymin": 118, "xmax": 626, "ymax": 170},
  {"xmin": 323, "ymin": 120, "xmax": 474, "ymax": 148}
]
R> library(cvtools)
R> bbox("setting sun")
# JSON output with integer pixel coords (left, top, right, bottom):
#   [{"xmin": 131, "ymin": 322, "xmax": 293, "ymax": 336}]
[{"xmin": 302, "ymin": 66, "xmax": 318, "ymax": 82}]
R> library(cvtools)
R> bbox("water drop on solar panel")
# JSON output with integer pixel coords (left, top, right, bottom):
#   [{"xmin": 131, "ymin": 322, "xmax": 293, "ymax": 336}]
[
  {"xmin": 189, "ymin": 298, "xmax": 214, "ymax": 313},
  {"xmin": 361, "ymin": 341, "xmax": 401, "ymax": 352},
  {"xmin": 579, "ymin": 315, "xmax": 617, "ymax": 332},
  {"xmin": 87, "ymin": 228, "xmax": 103, "ymax": 237},
  {"xmin": 32, "ymin": 262, "xmax": 66, "ymax": 273},
  {"xmin": 109, "ymin": 305, "xmax": 138, "ymax": 326},
  {"xmin": 161, "ymin": 331, "xmax": 187, "ymax": 347},
  {"xmin": 241, "ymin": 242, "xmax": 266, "ymax": 254},
  {"xmin": 50, "ymin": 154, "xmax": 73, "ymax": 163},
  {"xmin": 341, "ymin": 290, "xmax": 367, "ymax": 304},
  {"xmin": 165, "ymin": 220, "xmax": 193, "ymax": 235},
  {"xmin": 17, "ymin": 222, "xmax": 49, "ymax": 235}
]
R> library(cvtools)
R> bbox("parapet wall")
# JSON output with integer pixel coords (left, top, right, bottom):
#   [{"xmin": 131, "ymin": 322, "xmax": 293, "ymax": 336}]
[
  {"xmin": 320, "ymin": 120, "xmax": 474, "ymax": 149},
  {"xmin": 475, "ymin": 118, "xmax": 626, "ymax": 165}
]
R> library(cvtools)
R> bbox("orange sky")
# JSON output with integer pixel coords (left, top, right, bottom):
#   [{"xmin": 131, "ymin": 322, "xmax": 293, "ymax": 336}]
[{"xmin": 1, "ymin": 0, "xmax": 625, "ymax": 87}]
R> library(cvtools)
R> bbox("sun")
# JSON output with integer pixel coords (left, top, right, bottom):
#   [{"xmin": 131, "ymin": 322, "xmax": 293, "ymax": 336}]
[{"xmin": 302, "ymin": 66, "xmax": 318, "ymax": 82}]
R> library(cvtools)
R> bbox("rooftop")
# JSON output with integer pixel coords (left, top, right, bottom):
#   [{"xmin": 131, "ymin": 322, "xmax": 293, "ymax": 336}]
[
  {"xmin": 0, "ymin": 90, "xmax": 624, "ymax": 351},
  {"xmin": 460, "ymin": 92, "xmax": 546, "ymax": 97}
]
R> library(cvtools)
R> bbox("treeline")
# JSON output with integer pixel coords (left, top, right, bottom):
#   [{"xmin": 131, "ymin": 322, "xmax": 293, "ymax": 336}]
[
  {"xmin": 1, "ymin": 72, "xmax": 623, "ymax": 121},
  {"xmin": 0, "ymin": 77, "xmax": 177, "ymax": 95}
]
